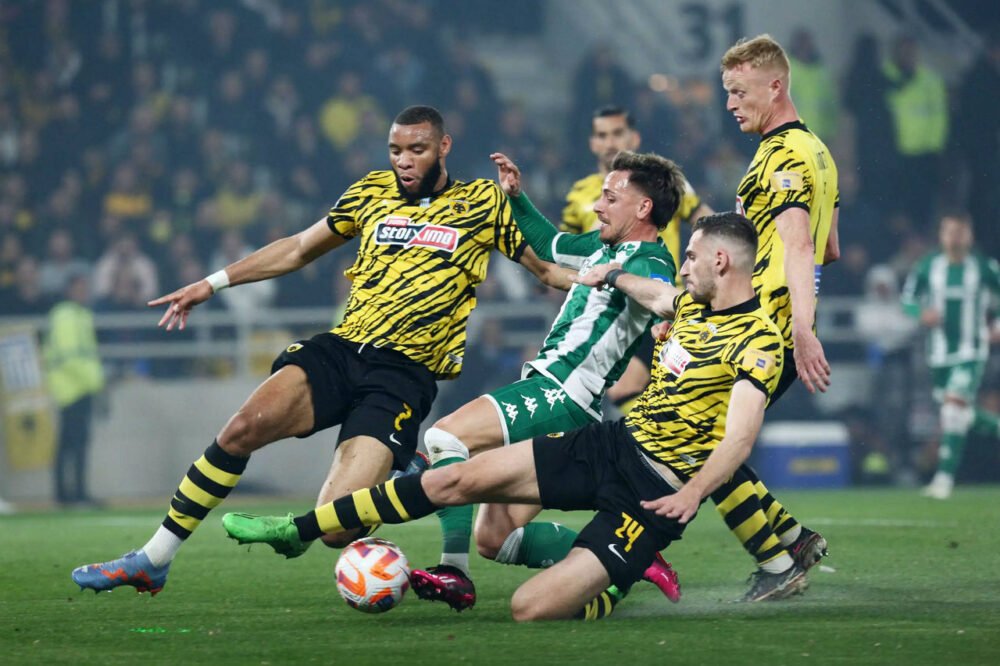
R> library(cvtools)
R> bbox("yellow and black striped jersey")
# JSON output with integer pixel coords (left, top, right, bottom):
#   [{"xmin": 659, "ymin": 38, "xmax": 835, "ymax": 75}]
[
  {"xmin": 626, "ymin": 291, "xmax": 783, "ymax": 477},
  {"xmin": 735, "ymin": 120, "xmax": 839, "ymax": 347},
  {"xmin": 561, "ymin": 172, "xmax": 701, "ymax": 273},
  {"xmin": 326, "ymin": 170, "xmax": 527, "ymax": 379}
]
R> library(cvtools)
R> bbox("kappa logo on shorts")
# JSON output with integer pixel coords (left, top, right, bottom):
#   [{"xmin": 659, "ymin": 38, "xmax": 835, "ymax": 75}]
[
  {"xmin": 543, "ymin": 387, "xmax": 566, "ymax": 409},
  {"xmin": 374, "ymin": 216, "xmax": 459, "ymax": 253},
  {"xmin": 521, "ymin": 395, "xmax": 538, "ymax": 418},
  {"xmin": 502, "ymin": 401, "xmax": 519, "ymax": 424},
  {"xmin": 286, "ymin": 343, "xmax": 303, "ymax": 353}
]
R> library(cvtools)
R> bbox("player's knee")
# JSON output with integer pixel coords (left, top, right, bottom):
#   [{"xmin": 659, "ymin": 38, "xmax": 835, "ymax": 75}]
[
  {"xmin": 218, "ymin": 411, "xmax": 260, "ymax": 456},
  {"xmin": 941, "ymin": 400, "xmax": 974, "ymax": 435},
  {"xmin": 509, "ymin": 585, "xmax": 551, "ymax": 622},
  {"xmin": 472, "ymin": 523, "xmax": 505, "ymax": 560}
]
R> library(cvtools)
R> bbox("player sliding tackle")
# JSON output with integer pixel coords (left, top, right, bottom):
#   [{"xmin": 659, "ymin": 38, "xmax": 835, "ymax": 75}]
[{"xmin": 226, "ymin": 212, "xmax": 785, "ymax": 621}]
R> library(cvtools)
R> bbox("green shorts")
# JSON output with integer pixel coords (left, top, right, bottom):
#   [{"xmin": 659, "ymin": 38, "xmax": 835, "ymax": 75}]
[
  {"xmin": 484, "ymin": 373, "xmax": 594, "ymax": 445},
  {"xmin": 931, "ymin": 361, "xmax": 985, "ymax": 403}
]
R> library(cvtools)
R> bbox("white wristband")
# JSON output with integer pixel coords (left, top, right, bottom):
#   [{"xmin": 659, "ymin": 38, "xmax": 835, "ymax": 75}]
[{"xmin": 205, "ymin": 269, "xmax": 230, "ymax": 293}]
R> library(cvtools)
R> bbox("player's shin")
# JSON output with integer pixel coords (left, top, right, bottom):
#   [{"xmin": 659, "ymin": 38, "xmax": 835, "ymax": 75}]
[
  {"xmin": 152, "ymin": 439, "xmax": 249, "ymax": 566},
  {"xmin": 294, "ymin": 474, "xmax": 437, "ymax": 541},
  {"xmin": 426, "ymin": 427, "xmax": 473, "ymax": 573}
]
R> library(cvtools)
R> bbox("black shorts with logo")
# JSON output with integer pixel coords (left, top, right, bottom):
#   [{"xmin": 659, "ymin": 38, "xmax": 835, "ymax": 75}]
[
  {"xmin": 533, "ymin": 419, "xmax": 689, "ymax": 589},
  {"xmin": 271, "ymin": 332, "xmax": 437, "ymax": 470}
]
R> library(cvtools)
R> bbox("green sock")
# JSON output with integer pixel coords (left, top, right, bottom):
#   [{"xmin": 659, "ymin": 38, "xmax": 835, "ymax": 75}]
[
  {"xmin": 938, "ymin": 433, "xmax": 966, "ymax": 476},
  {"xmin": 432, "ymin": 457, "xmax": 473, "ymax": 574},
  {"xmin": 496, "ymin": 522, "xmax": 579, "ymax": 568},
  {"xmin": 972, "ymin": 409, "xmax": 1000, "ymax": 437}
]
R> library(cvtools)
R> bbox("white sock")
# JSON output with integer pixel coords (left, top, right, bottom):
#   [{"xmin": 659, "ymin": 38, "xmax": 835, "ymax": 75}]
[
  {"xmin": 142, "ymin": 525, "xmax": 183, "ymax": 568},
  {"xmin": 779, "ymin": 524, "xmax": 802, "ymax": 547},
  {"xmin": 760, "ymin": 553, "xmax": 795, "ymax": 574},
  {"xmin": 440, "ymin": 552, "xmax": 470, "ymax": 576}
]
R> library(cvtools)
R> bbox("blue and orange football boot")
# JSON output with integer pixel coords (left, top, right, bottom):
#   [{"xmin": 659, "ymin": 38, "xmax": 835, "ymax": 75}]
[{"xmin": 72, "ymin": 549, "xmax": 170, "ymax": 596}]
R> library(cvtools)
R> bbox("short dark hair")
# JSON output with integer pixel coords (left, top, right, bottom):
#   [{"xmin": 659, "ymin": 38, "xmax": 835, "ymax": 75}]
[
  {"xmin": 394, "ymin": 105, "xmax": 445, "ymax": 137},
  {"xmin": 939, "ymin": 209, "xmax": 971, "ymax": 227},
  {"xmin": 592, "ymin": 105, "xmax": 635, "ymax": 129},
  {"xmin": 693, "ymin": 212, "xmax": 758, "ymax": 257},
  {"xmin": 609, "ymin": 151, "xmax": 684, "ymax": 230}
]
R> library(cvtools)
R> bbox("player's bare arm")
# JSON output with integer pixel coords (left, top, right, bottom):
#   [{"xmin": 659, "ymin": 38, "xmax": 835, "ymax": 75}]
[
  {"xmin": 491, "ymin": 152, "xmax": 523, "ymax": 197},
  {"xmin": 572, "ymin": 262, "xmax": 680, "ymax": 318},
  {"xmin": 640, "ymin": 380, "xmax": 767, "ymax": 523},
  {"xmin": 823, "ymin": 207, "xmax": 840, "ymax": 265},
  {"xmin": 774, "ymin": 206, "xmax": 830, "ymax": 393},
  {"xmin": 149, "ymin": 218, "xmax": 347, "ymax": 331},
  {"xmin": 519, "ymin": 246, "xmax": 576, "ymax": 291}
]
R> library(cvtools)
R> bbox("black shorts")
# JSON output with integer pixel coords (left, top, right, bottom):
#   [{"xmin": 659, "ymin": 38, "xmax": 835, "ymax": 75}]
[
  {"xmin": 533, "ymin": 419, "xmax": 688, "ymax": 589},
  {"xmin": 271, "ymin": 333, "xmax": 437, "ymax": 470}
]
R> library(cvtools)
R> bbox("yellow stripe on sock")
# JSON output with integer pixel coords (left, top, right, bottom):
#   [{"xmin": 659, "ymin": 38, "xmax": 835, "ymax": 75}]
[
  {"xmin": 194, "ymin": 456, "xmax": 242, "ymax": 487},
  {"xmin": 178, "ymin": 476, "xmax": 223, "ymax": 509},
  {"xmin": 731, "ymin": 509, "xmax": 771, "ymax": 545},
  {"xmin": 167, "ymin": 506, "xmax": 201, "ymax": 533},
  {"xmin": 585, "ymin": 599, "xmax": 598, "ymax": 621},
  {"xmin": 315, "ymin": 503, "xmax": 344, "ymax": 534},
  {"xmin": 383, "ymin": 480, "xmax": 410, "ymax": 522},
  {"xmin": 353, "ymin": 488, "xmax": 380, "ymax": 526},
  {"xmin": 715, "ymin": 480, "xmax": 756, "ymax": 515}
]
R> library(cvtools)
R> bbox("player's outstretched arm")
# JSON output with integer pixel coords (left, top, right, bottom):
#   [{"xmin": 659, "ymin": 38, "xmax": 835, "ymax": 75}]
[
  {"xmin": 775, "ymin": 207, "xmax": 830, "ymax": 393},
  {"xmin": 572, "ymin": 262, "xmax": 679, "ymax": 318},
  {"xmin": 148, "ymin": 218, "xmax": 346, "ymax": 331},
  {"xmin": 518, "ymin": 247, "xmax": 576, "ymax": 291},
  {"xmin": 640, "ymin": 380, "xmax": 766, "ymax": 523}
]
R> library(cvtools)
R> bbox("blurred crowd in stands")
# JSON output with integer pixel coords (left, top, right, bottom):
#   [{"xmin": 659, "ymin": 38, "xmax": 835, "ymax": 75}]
[{"xmin": 0, "ymin": 0, "xmax": 996, "ymax": 483}]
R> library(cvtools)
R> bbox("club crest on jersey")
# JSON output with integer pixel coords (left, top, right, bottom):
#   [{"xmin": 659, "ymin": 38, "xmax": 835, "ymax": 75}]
[
  {"xmin": 659, "ymin": 338, "xmax": 692, "ymax": 376},
  {"xmin": 374, "ymin": 216, "xmax": 459, "ymax": 253}
]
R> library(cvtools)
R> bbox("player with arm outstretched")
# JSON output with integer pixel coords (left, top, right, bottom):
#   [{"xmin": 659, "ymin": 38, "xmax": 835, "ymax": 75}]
[
  {"xmin": 70, "ymin": 105, "xmax": 569, "ymax": 596},
  {"xmin": 224, "ymin": 213, "xmax": 783, "ymax": 621}
]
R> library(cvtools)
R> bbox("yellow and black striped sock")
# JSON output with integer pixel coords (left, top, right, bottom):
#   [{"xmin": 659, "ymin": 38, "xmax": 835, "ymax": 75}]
[
  {"xmin": 711, "ymin": 473, "xmax": 786, "ymax": 565},
  {"xmin": 575, "ymin": 585, "xmax": 628, "ymax": 620},
  {"xmin": 163, "ymin": 440, "xmax": 248, "ymax": 540},
  {"xmin": 754, "ymin": 480, "xmax": 800, "ymax": 544},
  {"xmin": 294, "ymin": 473, "xmax": 436, "ymax": 542}
]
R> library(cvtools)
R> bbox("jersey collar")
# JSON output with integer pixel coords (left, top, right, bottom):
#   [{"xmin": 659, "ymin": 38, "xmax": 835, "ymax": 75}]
[
  {"xmin": 702, "ymin": 295, "xmax": 761, "ymax": 317},
  {"xmin": 762, "ymin": 119, "xmax": 808, "ymax": 140}
]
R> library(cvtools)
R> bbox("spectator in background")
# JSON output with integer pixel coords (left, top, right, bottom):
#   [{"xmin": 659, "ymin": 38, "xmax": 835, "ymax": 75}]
[
  {"xmin": 1, "ymin": 256, "xmax": 50, "ymax": 315},
  {"xmin": 843, "ymin": 33, "xmax": 896, "ymax": 212},
  {"xmin": 953, "ymin": 27, "xmax": 1000, "ymax": 258},
  {"xmin": 787, "ymin": 28, "xmax": 838, "ymax": 143},
  {"xmin": 210, "ymin": 229, "xmax": 276, "ymax": 319},
  {"xmin": 44, "ymin": 272, "xmax": 105, "ymax": 506},
  {"xmin": 318, "ymin": 71, "xmax": 385, "ymax": 152},
  {"xmin": 38, "ymin": 228, "xmax": 90, "ymax": 298},
  {"xmin": 568, "ymin": 44, "xmax": 634, "ymax": 170},
  {"xmin": 93, "ymin": 233, "xmax": 159, "ymax": 304},
  {"xmin": 208, "ymin": 160, "xmax": 263, "ymax": 233},
  {"xmin": 855, "ymin": 264, "xmax": 918, "ymax": 462},
  {"xmin": 884, "ymin": 35, "xmax": 949, "ymax": 230},
  {"xmin": 102, "ymin": 162, "xmax": 153, "ymax": 226}
]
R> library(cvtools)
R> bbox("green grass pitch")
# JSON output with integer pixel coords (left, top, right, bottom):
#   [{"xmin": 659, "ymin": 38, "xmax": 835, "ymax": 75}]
[{"xmin": 2, "ymin": 487, "xmax": 999, "ymax": 665}]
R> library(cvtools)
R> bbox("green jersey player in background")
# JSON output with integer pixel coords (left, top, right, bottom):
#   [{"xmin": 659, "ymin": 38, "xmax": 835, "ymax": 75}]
[{"xmin": 902, "ymin": 212, "xmax": 1000, "ymax": 500}]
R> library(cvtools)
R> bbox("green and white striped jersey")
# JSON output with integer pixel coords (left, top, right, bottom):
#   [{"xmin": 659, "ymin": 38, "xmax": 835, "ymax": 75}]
[
  {"xmin": 901, "ymin": 252, "xmax": 1000, "ymax": 367},
  {"xmin": 525, "ymin": 230, "xmax": 676, "ymax": 419}
]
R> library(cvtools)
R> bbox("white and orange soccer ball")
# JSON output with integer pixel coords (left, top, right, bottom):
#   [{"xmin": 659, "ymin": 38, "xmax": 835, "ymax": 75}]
[{"xmin": 335, "ymin": 537, "xmax": 410, "ymax": 613}]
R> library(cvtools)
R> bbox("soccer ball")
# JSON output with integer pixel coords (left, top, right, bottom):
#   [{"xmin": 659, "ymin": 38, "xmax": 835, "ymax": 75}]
[{"xmin": 335, "ymin": 537, "xmax": 410, "ymax": 613}]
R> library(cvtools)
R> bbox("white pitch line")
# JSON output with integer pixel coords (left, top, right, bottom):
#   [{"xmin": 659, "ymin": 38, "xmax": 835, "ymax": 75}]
[{"xmin": 808, "ymin": 517, "xmax": 957, "ymax": 528}]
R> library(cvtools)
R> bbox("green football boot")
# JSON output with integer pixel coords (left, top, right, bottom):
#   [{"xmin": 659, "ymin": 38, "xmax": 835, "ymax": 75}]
[{"xmin": 222, "ymin": 512, "xmax": 311, "ymax": 559}]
